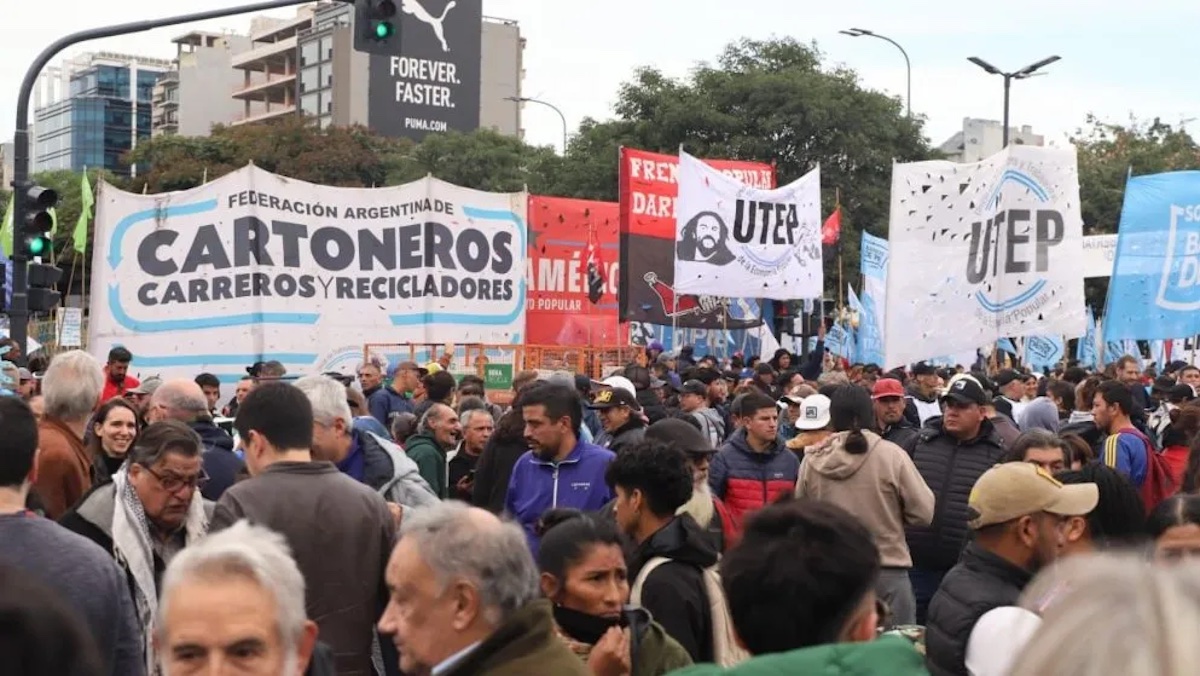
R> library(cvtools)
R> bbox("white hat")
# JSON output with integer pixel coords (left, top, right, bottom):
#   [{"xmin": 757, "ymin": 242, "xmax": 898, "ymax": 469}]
[
  {"xmin": 965, "ymin": 606, "xmax": 1042, "ymax": 676},
  {"xmin": 794, "ymin": 394, "xmax": 832, "ymax": 430},
  {"xmin": 600, "ymin": 375, "xmax": 637, "ymax": 399}
]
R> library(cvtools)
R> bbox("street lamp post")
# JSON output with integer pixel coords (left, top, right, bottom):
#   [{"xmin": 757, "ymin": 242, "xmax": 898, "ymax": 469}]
[
  {"xmin": 506, "ymin": 96, "xmax": 568, "ymax": 154},
  {"xmin": 966, "ymin": 56, "xmax": 1061, "ymax": 147},
  {"xmin": 840, "ymin": 28, "xmax": 911, "ymax": 117}
]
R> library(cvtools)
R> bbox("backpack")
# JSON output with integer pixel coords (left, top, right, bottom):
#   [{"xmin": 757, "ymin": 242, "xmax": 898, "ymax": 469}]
[
  {"xmin": 629, "ymin": 556, "xmax": 750, "ymax": 668},
  {"xmin": 1116, "ymin": 427, "xmax": 1175, "ymax": 514}
]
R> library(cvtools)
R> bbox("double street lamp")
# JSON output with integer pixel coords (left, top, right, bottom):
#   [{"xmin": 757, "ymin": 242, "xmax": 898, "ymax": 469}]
[
  {"xmin": 967, "ymin": 56, "xmax": 1061, "ymax": 147},
  {"xmin": 840, "ymin": 28, "xmax": 911, "ymax": 117}
]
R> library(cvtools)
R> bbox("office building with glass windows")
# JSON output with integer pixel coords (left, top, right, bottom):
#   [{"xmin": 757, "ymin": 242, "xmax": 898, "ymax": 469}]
[{"xmin": 32, "ymin": 52, "xmax": 173, "ymax": 177}]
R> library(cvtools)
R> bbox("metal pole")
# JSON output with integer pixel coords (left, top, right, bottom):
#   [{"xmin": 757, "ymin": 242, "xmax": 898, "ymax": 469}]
[
  {"xmin": 1002, "ymin": 74, "xmax": 1012, "ymax": 148},
  {"xmin": 9, "ymin": 0, "xmax": 315, "ymax": 363},
  {"xmin": 874, "ymin": 34, "xmax": 912, "ymax": 117}
]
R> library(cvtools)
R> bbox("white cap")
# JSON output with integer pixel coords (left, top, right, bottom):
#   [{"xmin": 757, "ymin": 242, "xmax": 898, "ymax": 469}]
[
  {"xmin": 965, "ymin": 606, "xmax": 1041, "ymax": 676},
  {"xmin": 600, "ymin": 375, "xmax": 637, "ymax": 398},
  {"xmin": 794, "ymin": 394, "xmax": 832, "ymax": 430}
]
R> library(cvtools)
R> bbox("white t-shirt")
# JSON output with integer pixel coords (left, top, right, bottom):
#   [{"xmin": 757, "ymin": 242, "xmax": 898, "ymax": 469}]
[{"xmin": 965, "ymin": 606, "xmax": 1042, "ymax": 676}]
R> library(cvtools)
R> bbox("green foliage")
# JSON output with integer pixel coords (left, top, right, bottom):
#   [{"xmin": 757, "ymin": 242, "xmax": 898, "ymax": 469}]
[
  {"xmin": 1072, "ymin": 116, "xmax": 1200, "ymax": 309},
  {"xmin": 30, "ymin": 167, "xmax": 114, "ymax": 265}
]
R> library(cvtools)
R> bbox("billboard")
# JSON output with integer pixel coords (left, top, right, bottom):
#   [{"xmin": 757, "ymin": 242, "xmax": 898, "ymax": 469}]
[
  {"xmin": 526, "ymin": 196, "xmax": 624, "ymax": 345},
  {"xmin": 88, "ymin": 165, "xmax": 526, "ymax": 385},
  {"xmin": 368, "ymin": 0, "xmax": 482, "ymax": 140},
  {"xmin": 617, "ymin": 147, "xmax": 773, "ymax": 332}
]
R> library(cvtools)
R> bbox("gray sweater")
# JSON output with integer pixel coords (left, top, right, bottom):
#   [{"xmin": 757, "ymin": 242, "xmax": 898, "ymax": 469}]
[{"xmin": 0, "ymin": 513, "xmax": 144, "ymax": 675}]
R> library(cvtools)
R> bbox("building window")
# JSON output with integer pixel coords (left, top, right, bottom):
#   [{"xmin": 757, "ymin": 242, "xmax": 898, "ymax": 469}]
[
  {"xmin": 300, "ymin": 40, "xmax": 320, "ymax": 67},
  {"xmin": 301, "ymin": 93, "xmax": 320, "ymax": 117},
  {"xmin": 320, "ymin": 35, "xmax": 333, "ymax": 60},
  {"xmin": 319, "ymin": 63, "xmax": 333, "ymax": 88},
  {"xmin": 318, "ymin": 91, "xmax": 333, "ymax": 114},
  {"xmin": 300, "ymin": 66, "xmax": 320, "ymax": 93}
]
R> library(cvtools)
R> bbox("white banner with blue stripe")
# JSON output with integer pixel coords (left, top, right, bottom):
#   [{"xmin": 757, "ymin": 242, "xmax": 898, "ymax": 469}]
[
  {"xmin": 884, "ymin": 145, "xmax": 1086, "ymax": 367},
  {"xmin": 88, "ymin": 165, "xmax": 528, "ymax": 387}
]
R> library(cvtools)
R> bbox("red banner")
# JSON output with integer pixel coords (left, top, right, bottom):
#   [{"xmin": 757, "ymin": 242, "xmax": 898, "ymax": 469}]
[
  {"xmin": 618, "ymin": 148, "xmax": 775, "ymax": 327},
  {"xmin": 526, "ymin": 196, "xmax": 624, "ymax": 345}
]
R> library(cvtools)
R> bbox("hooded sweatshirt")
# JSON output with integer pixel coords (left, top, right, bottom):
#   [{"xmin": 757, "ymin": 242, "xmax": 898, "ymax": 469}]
[
  {"xmin": 1016, "ymin": 397, "xmax": 1060, "ymax": 433},
  {"xmin": 796, "ymin": 431, "xmax": 934, "ymax": 568},
  {"xmin": 667, "ymin": 636, "xmax": 929, "ymax": 676}
]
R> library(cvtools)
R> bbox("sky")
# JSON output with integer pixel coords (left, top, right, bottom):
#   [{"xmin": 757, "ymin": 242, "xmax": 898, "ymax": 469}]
[{"xmin": 3, "ymin": 0, "xmax": 1200, "ymax": 153}]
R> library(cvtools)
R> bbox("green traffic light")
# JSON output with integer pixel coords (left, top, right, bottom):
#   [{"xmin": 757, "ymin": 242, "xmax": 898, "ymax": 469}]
[
  {"xmin": 26, "ymin": 236, "xmax": 49, "ymax": 257},
  {"xmin": 374, "ymin": 21, "xmax": 394, "ymax": 39}
]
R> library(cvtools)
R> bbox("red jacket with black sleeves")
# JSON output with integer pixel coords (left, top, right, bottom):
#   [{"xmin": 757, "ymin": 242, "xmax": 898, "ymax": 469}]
[{"xmin": 708, "ymin": 427, "xmax": 799, "ymax": 526}]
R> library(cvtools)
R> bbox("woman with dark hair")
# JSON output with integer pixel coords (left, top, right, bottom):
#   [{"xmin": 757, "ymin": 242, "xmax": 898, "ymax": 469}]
[
  {"xmin": 86, "ymin": 398, "xmax": 140, "ymax": 485},
  {"xmin": 1161, "ymin": 398, "xmax": 1200, "ymax": 488},
  {"xmin": 794, "ymin": 385, "xmax": 934, "ymax": 626},
  {"xmin": 768, "ymin": 349, "xmax": 793, "ymax": 373},
  {"xmin": 1147, "ymin": 494, "xmax": 1200, "ymax": 562},
  {"xmin": 1056, "ymin": 463, "xmax": 1147, "ymax": 555},
  {"xmin": 536, "ymin": 509, "xmax": 692, "ymax": 676}
]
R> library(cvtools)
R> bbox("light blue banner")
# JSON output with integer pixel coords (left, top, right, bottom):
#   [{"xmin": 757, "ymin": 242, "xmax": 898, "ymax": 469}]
[
  {"xmin": 1151, "ymin": 339, "xmax": 1167, "ymax": 370},
  {"xmin": 858, "ymin": 232, "xmax": 887, "ymax": 366},
  {"xmin": 827, "ymin": 322, "xmax": 851, "ymax": 358},
  {"xmin": 998, "ymin": 337, "xmax": 1018, "ymax": 355},
  {"xmin": 1026, "ymin": 335, "xmax": 1065, "ymax": 370},
  {"xmin": 1076, "ymin": 306, "xmax": 1098, "ymax": 368},
  {"xmin": 1105, "ymin": 170, "xmax": 1200, "ymax": 340}
]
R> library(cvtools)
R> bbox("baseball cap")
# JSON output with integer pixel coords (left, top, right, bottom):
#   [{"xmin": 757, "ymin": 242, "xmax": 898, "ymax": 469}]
[
  {"xmin": 587, "ymin": 386, "xmax": 641, "ymax": 411},
  {"xmin": 389, "ymin": 361, "xmax": 429, "ymax": 378},
  {"xmin": 779, "ymin": 393, "xmax": 805, "ymax": 406},
  {"xmin": 911, "ymin": 362, "xmax": 936, "ymax": 377},
  {"xmin": 129, "ymin": 376, "xmax": 164, "ymax": 396},
  {"xmin": 993, "ymin": 369, "xmax": 1021, "ymax": 388},
  {"xmin": 794, "ymin": 394, "xmax": 832, "ymax": 430},
  {"xmin": 599, "ymin": 375, "xmax": 636, "ymax": 398},
  {"xmin": 872, "ymin": 378, "xmax": 905, "ymax": 400},
  {"xmin": 941, "ymin": 376, "xmax": 988, "ymax": 406},
  {"xmin": 754, "ymin": 362, "xmax": 775, "ymax": 375},
  {"xmin": 424, "ymin": 361, "xmax": 443, "ymax": 375},
  {"xmin": 967, "ymin": 462, "xmax": 1099, "ymax": 529},
  {"xmin": 680, "ymin": 380, "xmax": 708, "ymax": 397},
  {"xmin": 645, "ymin": 418, "xmax": 715, "ymax": 454}
]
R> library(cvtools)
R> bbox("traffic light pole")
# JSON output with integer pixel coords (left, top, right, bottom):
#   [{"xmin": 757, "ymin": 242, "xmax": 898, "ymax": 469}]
[{"xmin": 9, "ymin": 0, "xmax": 316, "ymax": 365}]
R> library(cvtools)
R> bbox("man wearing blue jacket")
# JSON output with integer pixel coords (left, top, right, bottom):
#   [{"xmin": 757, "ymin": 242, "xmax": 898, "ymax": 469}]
[{"xmin": 505, "ymin": 381, "xmax": 615, "ymax": 553}]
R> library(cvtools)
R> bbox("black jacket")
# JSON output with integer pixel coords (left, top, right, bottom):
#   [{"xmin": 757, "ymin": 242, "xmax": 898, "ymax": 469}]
[
  {"xmin": 628, "ymin": 515, "xmax": 718, "ymax": 663},
  {"xmin": 906, "ymin": 419, "xmax": 1008, "ymax": 571},
  {"xmin": 193, "ymin": 419, "xmax": 243, "ymax": 501},
  {"xmin": 881, "ymin": 420, "xmax": 921, "ymax": 455},
  {"xmin": 925, "ymin": 542, "xmax": 1032, "ymax": 676},
  {"xmin": 595, "ymin": 419, "xmax": 647, "ymax": 455},
  {"xmin": 472, "ymin": 410, "xmax": 530, "ymax": 514},
  {"xmin": 637, "ymin": 390, "xmax": 669, "ymax": 425}
]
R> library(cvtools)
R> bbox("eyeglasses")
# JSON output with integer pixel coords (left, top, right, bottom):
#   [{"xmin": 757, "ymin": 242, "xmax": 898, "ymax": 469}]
[{"xmin": 142, "ymin": 465, "xmax": 209, "ymax": 494}]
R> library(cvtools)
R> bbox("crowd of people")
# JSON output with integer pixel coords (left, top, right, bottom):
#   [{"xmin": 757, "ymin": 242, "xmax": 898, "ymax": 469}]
[{"xmin": 5, "ymin": 337, "xmax": 1200, "ymax": 675}]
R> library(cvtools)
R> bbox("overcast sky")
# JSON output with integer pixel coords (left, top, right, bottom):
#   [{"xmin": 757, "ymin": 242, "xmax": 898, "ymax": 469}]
[{"xmin": 3, "ymin": 0, "xmax": 1199, "ymax": 153}]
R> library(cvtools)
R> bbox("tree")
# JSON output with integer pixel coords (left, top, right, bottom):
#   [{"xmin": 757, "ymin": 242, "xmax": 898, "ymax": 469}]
[
  {"xmin": 384, "ymin": 129, "xmax": 562, "ymax": 192},
  {"xmin": 1072, "ymin": 116, "xmax": 1200, "ymax": 310},
  {"xmin": 547, "ymin": 37, "xmax": 934, "ymax": 294}
]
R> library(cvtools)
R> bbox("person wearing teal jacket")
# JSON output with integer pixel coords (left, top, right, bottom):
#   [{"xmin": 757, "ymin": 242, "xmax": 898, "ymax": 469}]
[{"xmin": 666, "ymin": 635, "xmax": 927, "ymax": 676}]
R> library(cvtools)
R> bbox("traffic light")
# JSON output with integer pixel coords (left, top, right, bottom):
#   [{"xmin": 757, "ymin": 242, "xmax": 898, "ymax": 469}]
[
  {"xmin": 27, "ymin": 262, "xmax": 61, "ymax": 312},
  {"xmin": 17, "ymin": 183, "xmax": 57, "ymax": 259},
  {"xmin": 354, "ymin": 0, "xmax": 398, "ymax": 54}
]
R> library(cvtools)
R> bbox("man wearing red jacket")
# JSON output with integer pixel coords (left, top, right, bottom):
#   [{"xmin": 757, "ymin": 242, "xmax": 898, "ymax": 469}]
[
  {"xmin": 708, "ymin": 391, "xmax": 800, "ymax": 526},
  {"xmin": 100, "ymin": 347, "xmax": 139, "ymax": 403}
]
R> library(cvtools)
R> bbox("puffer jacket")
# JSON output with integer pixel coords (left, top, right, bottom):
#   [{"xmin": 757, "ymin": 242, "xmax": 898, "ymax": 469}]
[
  {"xmin": 925, "ymin": 542, "xmax": 1031, "ymax": 676},
  {"xmin": 709, "ymin": 428, "xmax": 799, "ymax": 526},
  {"xmin": 905, "ymin": 419, "xmax": 1007, "ymax": 572},
  {"xmin": 595, "ymin": 419, "xmax": 647, "ymax": 455},
  {"xmin": 357, "ymin": 429, "xmax": 439, "ymax": 509},
  {"xmin": 668, "ymin": 635, "xmax": 928, "ymax": 676}
]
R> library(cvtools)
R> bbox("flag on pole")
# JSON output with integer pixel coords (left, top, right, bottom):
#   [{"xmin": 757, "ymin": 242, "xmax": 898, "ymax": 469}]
[
  {"xmin": 821, "ymin": 205, "xmax": 842, "ymax": 246},
  {"xmin": 74, "ymin": 171, "xmax": 94, "ymax": 255},
  {"xmin": 48, "ymin": 207, "xmax": 59, "ymax": 237},
  {"xmin": 0, "ymin": 194, "xmax": 12, "ymax": 258},
  {"xmin": 585, "ymin": 227, "xmax": 605, "ymax": 305}
]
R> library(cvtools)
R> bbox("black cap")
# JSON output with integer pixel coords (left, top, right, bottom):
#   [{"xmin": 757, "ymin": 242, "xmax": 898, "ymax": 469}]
[
  {"xmin": 941, "ymin": 377, "xmax": 988, "ymax": 406},
  {"xmin": 680, "ymin": 379, "xmax": 708, "ymax": 396},
  {"xmin": 587, "ymin": 387, "xmax": 641, "ymax": 411},
  {"xmin": 993, "ymin": 369, "xmax": 1021, "ymax": 388},
  {"xmin": 645, "ymin": 418, "xmax": 715, "ymax": 454},
  {"xmin": 912, "ymin": 362, "xmax": 936, "ymax": 376},
  {"xmin": 574, "ymin": 374, "xmax": 592, "ymax": 394},
  {"xmin": 754, "ymin": 362, "xmax": 775, "ymax": 375}
]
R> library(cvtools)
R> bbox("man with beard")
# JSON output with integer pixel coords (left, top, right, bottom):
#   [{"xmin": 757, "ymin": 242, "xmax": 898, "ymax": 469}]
[
  {"xmin": 505, "ymin": 382, "xmax": 615, "ymax": 553},
  {"xmin": 646, "ymin": 418, "xmax": 739, "ymax": 553},
  {"xmin": 677, "ymin": 212, "xmax": 735, "ymax": 266},
  {"xmin": 925, "ymin": 462, "xmax": 1097, "ymax": 676}
]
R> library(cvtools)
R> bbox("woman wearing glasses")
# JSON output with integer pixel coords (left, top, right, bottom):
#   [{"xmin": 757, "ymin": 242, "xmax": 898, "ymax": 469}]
[{"xmin": 60, "ymin": 420, "xmax": 213, "ymax": 676}]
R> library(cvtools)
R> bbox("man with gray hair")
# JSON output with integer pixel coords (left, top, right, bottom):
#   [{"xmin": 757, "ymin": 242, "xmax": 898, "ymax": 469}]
[
  {"xmin": 157, "ymin": 520, "xmax": 323, "ymax": 675},
  {"xmin": 448, "ymin": 408, "xmax": 493, "ymax": 500},
  {"xmin": 35, "ymin": 349, "xmax": 104, "ymax": 518},
  {"xmin": 294, "ymin": 374, "xmax": 438, "ymax": 510},
  {"xmin": 377, "ymin": 502, "xmax": 588, "ymax": 675},
  {"xmin": 404, "ymin": 402, "xmax": 462, "ymax": 499},
  {"xmin": 149, "ymin": 379, "xmax": 242, "ymax": 501}
]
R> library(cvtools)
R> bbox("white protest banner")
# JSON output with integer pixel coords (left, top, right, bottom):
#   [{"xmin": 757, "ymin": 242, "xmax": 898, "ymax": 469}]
[
  {"xmin": 1081, "ymin": 234, "xmax": 1117, "ymax": 278},
  {"xmin": 884, "ymin": 145, "xmax": 1086, "ymax": 367},
  {"xmin": 673, "ymin": 150, "xmax": 822, "ymax": 300},
  {"xmin": 89, "ymin": 165, "xmax": 527, "ymax": 386}
]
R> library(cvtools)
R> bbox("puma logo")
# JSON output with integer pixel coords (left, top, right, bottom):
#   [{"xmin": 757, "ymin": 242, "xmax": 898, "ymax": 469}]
[{"xmin": 401, "ymin": 0, "xmax": 457, "ymax": 52}]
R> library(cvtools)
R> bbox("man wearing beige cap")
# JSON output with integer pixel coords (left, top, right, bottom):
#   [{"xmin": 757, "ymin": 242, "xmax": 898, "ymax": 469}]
[{"xmin": 925, "ymin": 462, "xmax": 1098, "ymax": 676}]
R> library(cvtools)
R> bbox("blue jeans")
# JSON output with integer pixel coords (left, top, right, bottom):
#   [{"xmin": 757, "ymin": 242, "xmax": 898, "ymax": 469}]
[{"xmin": 909, "ymin": 567, "xmax": 948, "ymax": 625}]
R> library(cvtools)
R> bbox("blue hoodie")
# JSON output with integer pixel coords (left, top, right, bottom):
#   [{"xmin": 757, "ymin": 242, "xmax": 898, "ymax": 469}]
[{"xmin": 505, "ymin": 440, "xmax": 615, "ymax": 553}]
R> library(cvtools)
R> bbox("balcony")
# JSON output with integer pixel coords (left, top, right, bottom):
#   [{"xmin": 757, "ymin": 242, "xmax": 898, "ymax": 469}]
[
  {"xmin": 232, "ymin": 73, "xmax": 297, "ymax": 101},
  {"xmin": 231, "ymin": 105, "xmax": 296, "ymax": 126},
  {"xmin": 231, "ymin": 35, "xmax": 297, "ymax": 70}
]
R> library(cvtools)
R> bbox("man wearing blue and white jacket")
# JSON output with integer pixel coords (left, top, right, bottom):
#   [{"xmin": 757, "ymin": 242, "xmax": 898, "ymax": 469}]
[{"xmin": 505, "ymin": 381, "xmax": 615, "ymax": 553}]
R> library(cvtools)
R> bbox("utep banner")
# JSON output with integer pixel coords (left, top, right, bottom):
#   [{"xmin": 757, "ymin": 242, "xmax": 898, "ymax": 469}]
[
  {"xmin": 526, "ymin": 196, "xmax": 623, "ymax": 344},
  {"xmin": 673, "ymin": 151, "xmax": 823, "ymax": 300},
  {"xmin": 1104, "ymin": 171, "xmax": 1200, "ymax": 340},
  {"xmin": 1025, "ymin": 335, "xmax": 1065, "ymax": 371},
  {"xmin": 859, "ymin": 231, "xmax": 888, "ymax": 366},
  {"xmin": 884, "ymin": 145, "xmax": 1086, "ymax": 367},
  {"xmin": 618, "ymin": 147, "xmax": 772, "ymax": 330},
  {"xmin": 89, "ymin": 165, "xmax": 526, "ymax": 383}
]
